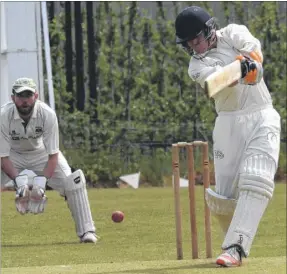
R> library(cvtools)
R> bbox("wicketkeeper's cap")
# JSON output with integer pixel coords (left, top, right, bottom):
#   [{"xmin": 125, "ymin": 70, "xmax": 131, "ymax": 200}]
[{"xmin": 12, "ymin": 77, "xmax": 37, "ymax": 94}]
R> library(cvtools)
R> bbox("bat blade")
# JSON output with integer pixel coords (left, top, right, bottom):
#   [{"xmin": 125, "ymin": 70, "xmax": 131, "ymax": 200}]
[{"xmin": 204, "ymin": 60, "xmax": 242, "ymax": 98}]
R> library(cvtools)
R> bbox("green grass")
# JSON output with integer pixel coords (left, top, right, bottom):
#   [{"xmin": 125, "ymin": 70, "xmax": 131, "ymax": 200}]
[
  {"xmin": 1, "ymin": 184, "xmax": 286, "ymax": 273},
  {"xmin": 2, "ymin": 257, "xmax": 286, "ymax": 274}
]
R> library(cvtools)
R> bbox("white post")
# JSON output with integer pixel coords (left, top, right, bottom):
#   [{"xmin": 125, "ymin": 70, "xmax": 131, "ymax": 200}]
[
  {"xmin": 41, "ymin": 1, "xmax": 55, "ymax": 111},
  {"xmin": 0, "ymin": 2, "xmax": 44, "ymax": 105},
  {"xmin": 0, "ymin": 1, "xmax": 9, "ymax": 105},
  {"xmin": 35, "ymin": 2, "xmax": 45, "ymax": 102}
]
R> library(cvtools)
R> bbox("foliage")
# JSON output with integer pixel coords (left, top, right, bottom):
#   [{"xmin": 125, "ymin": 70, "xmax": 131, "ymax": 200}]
[{"xmin": 48, "ymin": 2, "xmax": 286, "ymax": 186}]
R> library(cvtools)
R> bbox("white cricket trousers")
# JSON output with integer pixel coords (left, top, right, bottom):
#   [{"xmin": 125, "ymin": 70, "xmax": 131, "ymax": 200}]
[
  {"xmin": 1, "ymin": 149, "xmax": 71, "ymax": 195},
  {"xmin": 212, "ymin": 104, "xmax": 281, "ymax": 199}
]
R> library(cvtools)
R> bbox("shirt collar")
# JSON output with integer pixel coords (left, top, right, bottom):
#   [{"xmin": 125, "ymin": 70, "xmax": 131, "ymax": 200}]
[{"xmin": 13, "ymin": 100, "xmax": 39, "ymax": 120}]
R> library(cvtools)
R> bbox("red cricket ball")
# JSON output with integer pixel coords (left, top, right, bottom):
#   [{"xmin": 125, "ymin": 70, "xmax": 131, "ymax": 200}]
[{"xmin": 112, "ymin": 211, "xmax": 124, "ymax": 223}]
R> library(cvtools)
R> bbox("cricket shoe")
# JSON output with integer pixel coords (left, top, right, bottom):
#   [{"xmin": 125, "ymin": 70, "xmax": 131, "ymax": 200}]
[
  {"xmin": 216, "ymin": 246, "xmax": 242, "ymax": 267},
  {"xmin": 80, "ymin": 232, "xmax": 99, "ymax": 244}
]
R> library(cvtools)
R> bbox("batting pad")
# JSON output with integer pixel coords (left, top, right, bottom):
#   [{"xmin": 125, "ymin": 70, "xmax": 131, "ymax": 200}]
[
  {"xmin": 205, "ymin": 188, "xmax": 237, "ymax": 235},
  {"xmin": 239, "ymin": 154, "xmax": 276, "ymax": 199},
  {"xmin": 64, "ymin": 169, "xmax": 95, "ymax": 237},
  {"xmin": 222, "ymin": 189, "xmax": 269, "ymax": 257},
  {"xmin": 221, "ymin": 154, "xmax": 276, "ymax": 255}
]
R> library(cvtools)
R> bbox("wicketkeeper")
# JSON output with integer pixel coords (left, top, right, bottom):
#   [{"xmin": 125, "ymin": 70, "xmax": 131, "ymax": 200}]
[
  {"xmin": 175, "ymin": 6, "xmax": 281, "ymax": 267},
  {"xmin": 1, "ymin": 78, "xmax": 98, "ymax": 243}
]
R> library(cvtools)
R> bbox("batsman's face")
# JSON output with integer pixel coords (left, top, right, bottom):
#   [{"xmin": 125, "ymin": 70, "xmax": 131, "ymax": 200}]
[
  {"xmin": 12, "ymin": 91, "xmax": 38, "ymax": 116},
  {"xmin": 187, "ymin": 32, "xmax": 209, "ymax": 54}
]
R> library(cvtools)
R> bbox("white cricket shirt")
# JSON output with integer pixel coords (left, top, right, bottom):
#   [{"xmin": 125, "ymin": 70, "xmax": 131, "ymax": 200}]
[
  {"xmin": 188, "ymin": 24, "xmax": 272, "ymax": 113},
  {"xmin": 0, "ymin": 100, "xmax": 59, "ymax": 156}
]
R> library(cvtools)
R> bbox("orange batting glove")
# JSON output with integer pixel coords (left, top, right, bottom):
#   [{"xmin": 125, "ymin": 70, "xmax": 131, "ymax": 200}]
[
  {"xmin": 249, "ymin": 51, "xmax": 263, "ymax": 64},
  {"xmin": 236, "ymin": 55, "xmax": 263, "ymax": 85}
]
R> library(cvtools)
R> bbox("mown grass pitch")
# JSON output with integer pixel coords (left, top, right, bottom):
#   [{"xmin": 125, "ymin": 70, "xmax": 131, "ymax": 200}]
[{"xmin": 1, "ymin": 184, "xmax": 286, "ymax": 273}]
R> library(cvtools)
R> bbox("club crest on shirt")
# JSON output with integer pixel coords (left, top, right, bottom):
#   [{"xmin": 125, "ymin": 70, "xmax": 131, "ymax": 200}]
[
  {"xmin": 11, "ymin": 130, "xmax": 20, "ymax": 140},
  {"xmin": 35, "ymin": 126, "xmax": 43, "ymax": 134},
  {"xmin": 10, "ymin": 126, "xmax": 43, "ymax": 141},
  {"xmin": 34, "ymin": 126, "xmax": 43, "ymax": 138}
]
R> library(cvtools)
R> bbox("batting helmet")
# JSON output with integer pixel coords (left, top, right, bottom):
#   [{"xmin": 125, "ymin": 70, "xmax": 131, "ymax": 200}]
[{"xmin": 175, "ymin": 6, "xmax": 216, "ymax": 55}]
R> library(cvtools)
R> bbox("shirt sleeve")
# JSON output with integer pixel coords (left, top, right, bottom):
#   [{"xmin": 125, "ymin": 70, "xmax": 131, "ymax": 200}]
[
  {"xmin": 223, "ymin": 24, "xmax": 263, "ymax": 61},
  {"xmin": 188, "ymin": 60, "xmax": 223, "ymax": 89},
  {"xmin": 43, "ymin": 112, "xmax": 60, "ymax": 155},
  {"xmin": 0, "ymin": 112, "xmax": 11, "ymax": 157}
]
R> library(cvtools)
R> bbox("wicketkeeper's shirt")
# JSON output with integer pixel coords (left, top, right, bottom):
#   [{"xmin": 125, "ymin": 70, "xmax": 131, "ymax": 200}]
[
  {"xmin": 188, "ymin": 23, "xmax": 272, "ymax": 113},
  {"xmin": 0, "ymin": 100, "xmax": 60, "ymax": 156}
]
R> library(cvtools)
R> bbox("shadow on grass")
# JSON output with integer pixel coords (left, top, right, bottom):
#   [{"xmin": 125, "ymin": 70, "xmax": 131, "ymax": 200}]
[
  {"xmin": 2, "ymin": 241, "xmax": 79, "ymax": 248},
  {"xmin": 94, "ymin": 262, "xmax": 216, "ymax": 274}
]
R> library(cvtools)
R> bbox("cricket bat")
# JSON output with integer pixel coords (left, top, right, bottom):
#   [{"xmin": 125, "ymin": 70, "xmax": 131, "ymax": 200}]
[{"xmin": 204, "ymin": 60, "xmax": 242, "ymax": 98}]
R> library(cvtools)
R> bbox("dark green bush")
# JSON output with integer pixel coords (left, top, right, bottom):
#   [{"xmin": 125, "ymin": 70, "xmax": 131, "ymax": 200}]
[{"xmin": 48, "ymin": 2, "xmax": 286, "ymax": 186}]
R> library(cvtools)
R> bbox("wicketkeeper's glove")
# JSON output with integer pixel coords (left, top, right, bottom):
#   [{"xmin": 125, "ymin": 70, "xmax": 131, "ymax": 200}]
[
  {"xmin": 14, "ymin": 175, "xmax": 30, "ymax": 215},
  {"xmin": 236, "ymin": 55, "xmax": 263, "ymax": 85},
  {"xmin": 27, "ymin": 176, "xmax": 48, "ymax": 214}
]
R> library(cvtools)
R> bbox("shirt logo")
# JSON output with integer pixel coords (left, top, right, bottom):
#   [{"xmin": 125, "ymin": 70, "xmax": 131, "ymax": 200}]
[
  {"xmin": 267, "ymin": 131, "xmax": 279, "ymax": 143},
  {"xmin": 210, "ymin": 60, "xmax": 225, "ymax": 67},
  {"xmin": 10, "ymin": 130, "xmax": 20, "ymax": 140},
  {"xmin": 191, "ymin": 72, "xmax": 201, "ymax": 80},
  {"xmin": 74, "ymin": 176, "xmax": 81, "ymax": 184},
  {"xmin": 35, "ymin": 127, "xmax": 43, "ymax": 133},
  {"xmin": 9, "ymin": 126, "xmax": 43, "ymax": 141},
  {"xmin": 214, "ymin": 150, "xmax": 224, "ymax": 159}
]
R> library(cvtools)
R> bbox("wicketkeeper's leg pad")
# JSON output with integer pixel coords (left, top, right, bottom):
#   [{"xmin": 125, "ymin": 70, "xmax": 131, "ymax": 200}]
[
  {"xmin": 64, "ymin": 169, "xmax": 95, "ymax": 237},
  {"xmin": 222, "ymin": 154, "xmax": 276, "ymax": 256},
  {"xmin": 205, "ymin": 188, "xmax": 237, "ymax": 235}
]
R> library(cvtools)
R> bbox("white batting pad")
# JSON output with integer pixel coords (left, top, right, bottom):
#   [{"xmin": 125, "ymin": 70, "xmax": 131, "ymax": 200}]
[
  {"xmin": 64, "ymin": 169, "xmax": 95, "ymax": 237},
  {"xmin": 239, "ymin": 154, "xmax": 276, "ymax": 199},
  {"xmin": 205, "ymin": 188, "xmax": 237, "ymax": 235},
  {"xmin": 222, "ymin": 155, "xmax": 276, "ymax": 256},
  {"xmin": 222, "ymin": 189, "xmax": 269, "ymax": 256}
]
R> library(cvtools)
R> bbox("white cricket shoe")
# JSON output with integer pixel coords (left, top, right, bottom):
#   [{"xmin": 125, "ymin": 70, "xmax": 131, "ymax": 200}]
[
  {"xmin": 80, "ymin": 232, "xmax": 99, "ymax": 244},
  {"xmin": 216, "ymin": 246, "xmax": 242, "ymax": 267}
]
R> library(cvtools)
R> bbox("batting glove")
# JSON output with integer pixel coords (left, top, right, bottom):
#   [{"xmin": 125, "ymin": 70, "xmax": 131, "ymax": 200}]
[{"xmin": 236, "ymin": 55, "xmax": 263, "ymax": 85}]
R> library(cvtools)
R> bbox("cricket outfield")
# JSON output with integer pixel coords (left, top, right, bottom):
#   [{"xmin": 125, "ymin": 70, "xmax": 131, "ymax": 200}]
[{"xmin": 1, "ymin": 184, "xmax": 286, "ymax": 273}]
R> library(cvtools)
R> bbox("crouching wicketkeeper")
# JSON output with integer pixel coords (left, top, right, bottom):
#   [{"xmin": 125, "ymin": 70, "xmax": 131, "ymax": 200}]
[{"xmin": 1, "ymin": 78, "xmax": 98, "ymax": 244}]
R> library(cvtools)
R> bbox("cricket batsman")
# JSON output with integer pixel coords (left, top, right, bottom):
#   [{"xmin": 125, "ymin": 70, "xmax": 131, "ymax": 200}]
[
  {"xmin": 175, "ymin": 6, "xmax": 281, "ymax": 267},
  {"xmin": 1, "ymin": 78, "xmax": 98, "ymax": 243}
]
